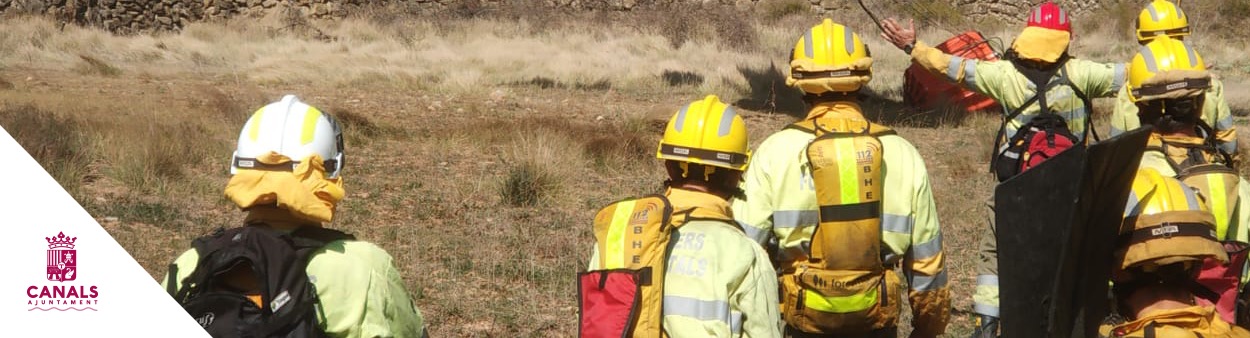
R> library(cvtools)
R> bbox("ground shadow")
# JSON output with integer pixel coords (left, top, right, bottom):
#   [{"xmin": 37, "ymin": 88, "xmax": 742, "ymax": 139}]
[
  {"xmin": 734, "ymin": 64, "xmax": 807, "ymax": 118},
  {"xmin": 860, "ymin": 85, "xmax": 975, "ymax": 128},
  {"xmin": 735, "ymin": 63, "xmax": 977, "ymax": 128}
]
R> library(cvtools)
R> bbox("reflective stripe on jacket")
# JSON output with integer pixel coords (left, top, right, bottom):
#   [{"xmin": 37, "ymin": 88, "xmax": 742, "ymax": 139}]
[
  {"xmin": 589, "ymin": 188, "xmax": 783, "ymax": 338},
  {"xmin": 731, "ymin": 101, "xmax": 948, "ymax": 335},
  {"xmin": 1110, "ymin": 77, "xmax": 1237, "ymax": 154}
]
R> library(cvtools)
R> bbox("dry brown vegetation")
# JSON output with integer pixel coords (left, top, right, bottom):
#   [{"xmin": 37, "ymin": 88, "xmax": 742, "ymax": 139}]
[{"xmin": 1, "ymin": 2, "xmax": 1248, "ymax": 336}]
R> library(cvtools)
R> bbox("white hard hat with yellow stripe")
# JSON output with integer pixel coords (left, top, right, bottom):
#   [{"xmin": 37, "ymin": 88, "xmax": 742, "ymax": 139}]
[
  {"xmin": 656, "ymin": 95, "xmax": 750, "ymax": 172},
  {"xmin": 232, "ymin": 95, "xmax": 345, "ymax": 178}
]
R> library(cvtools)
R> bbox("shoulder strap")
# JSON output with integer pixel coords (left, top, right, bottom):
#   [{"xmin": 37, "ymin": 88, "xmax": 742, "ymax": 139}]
[
  {"xmin": 1196, "ymin": 119, "xmax": 1235, "ymax": 166},
  {"xmin": 1058, "ymin": 66, "xmax": 1099, "ymax": 142},
  {"xmin": 1148, "ymin": 142, "xmax": 1186, "ymax": 174},
  {"xmin": 788, "ymin": 118, "xmax": 894, "ymax": 137},
  {"xmin": 785, "ymin": 120, "xmax": 816, "ymax": 134},
  {"xmin": 290, "ymin": 227, "xmax": 355, "ymax": 250},
  {"xmin": 189, "ymin": 227, "xmax": 233, "ymax": 258},
  {"xmin": 166, "ymin": 264, "xmax": 179, "ymax": 297},
  {"xmin": 867, "ymin": 123, "xmax": 896, "ymax": 137},
  {"xmin": 175, "ymin": 227, "xmax": 241, "ymax": 301},
  {"xmin": 991, "ymin": 61, "xmax": 1091, "ymax": 167}
]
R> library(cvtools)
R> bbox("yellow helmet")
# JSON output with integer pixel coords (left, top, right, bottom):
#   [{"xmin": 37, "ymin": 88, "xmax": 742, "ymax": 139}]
[
  {"xmin": 786, "ymin": 19, "xmax": 873, "ymax": 94},
  {"xmin": 656, "ymin": 95, "xmax": 749, "ymax": 172},
  {"xmin": 1113, "ymin": 169, "xmax": 1226, "ymax": 282},
  {"xmin": 1127, "ymin": 36, "xmax": 1209, "ymax": 103},
  {"xmin": 1136, "ymin": 0, "xmax": 1190, "ymax": 43}
]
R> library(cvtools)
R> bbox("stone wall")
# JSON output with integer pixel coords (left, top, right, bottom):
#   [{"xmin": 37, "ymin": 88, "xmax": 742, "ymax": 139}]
[{"xmin": 0, "ymin": 0, "xmax": 1118, "ymax": 35}]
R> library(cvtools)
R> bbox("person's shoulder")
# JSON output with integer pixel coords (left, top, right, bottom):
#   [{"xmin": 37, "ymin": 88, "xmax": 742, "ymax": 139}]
[
  {"xmin": 759, "ymin": 127, "xmax": 813, "ymax": 148},
  {"xmin": 1065, "ymin": 57, "xmax": 1113, "ymax": 67},
  {"xmin": 976, "ymin": 58, "xmax": 1014, "ymax": 69},
  {"xmin": 309, "ymin": 239, "xmax": 397, "ymax": 268},
  {"xmin": 682, "ymin": 220, "xmax": 765, "ymax": 253},
  {"xmin": 750, "ymin": 127, "xmax": 814, "ymax": 161},
  {"xmin": 1065, "ymin": 58, "xmax": 1122, "ymax": 82},
  {"xmin": 1208, "ymin": 76, "xmax": 1226, "ymax": 96},
  {"xmin": 877, "ymin": 133, "xmax": 922, "ymax": 157},
  {"xmin": 171, "ymin": 247, "xmax": 200, "ymax": 269}
]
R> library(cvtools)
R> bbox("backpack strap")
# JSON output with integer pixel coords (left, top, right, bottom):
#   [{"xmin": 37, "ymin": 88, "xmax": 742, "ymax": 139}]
[
  {"xmin": 785, "ymin": 120, "xmax": 817, "ymax": 134},
  {"xmin": 289, "ymin": 227, "xmax": 355, "ymax": 251},
  {"xmin": 787, "ymin": 119, "xmax": 895, "ymax": 137},
  {"xmin": 257, "ymin": 302, "xmax": 320, "ymax": 337},
  {"xmin": 867, "ymin": 123, "xmax": 896, "ymax": 137},
  {"xmin": 176, "ymin": 227, "xmax": 242, "ymax": 301},
  {"xmin": 1147, "ymin": 141, "xmax": 1186, "ymax": 175},
  {"xmin": 1196, "ymin": 118, "xmax": 1235, "ymax": 166},
  {"xmin": 990, "ymin": 60, "xmax": 1099, "ymax": 173},
  {"xmin": 1057, "ymin": 66, "xmax": 1099, "ymax": 142},
  {"xmin": 166, "ymin": 263, "xmax": 179, "ymax": 297}
]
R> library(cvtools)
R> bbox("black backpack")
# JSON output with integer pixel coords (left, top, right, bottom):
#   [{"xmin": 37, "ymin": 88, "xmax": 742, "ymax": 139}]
[{"xmin": 168, "ymin": 225, "xmax": 353, "ymax": 338}]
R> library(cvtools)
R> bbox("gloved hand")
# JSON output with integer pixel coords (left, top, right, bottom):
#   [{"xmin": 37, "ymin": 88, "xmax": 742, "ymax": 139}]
[{"xmin": 970, "ymin": 314, "xmax": 999, "ymax": 338}]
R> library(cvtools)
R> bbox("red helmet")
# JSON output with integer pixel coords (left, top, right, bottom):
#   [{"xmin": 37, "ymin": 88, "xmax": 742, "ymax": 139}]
[{"xmin": 1027, "ymin": 2, "xmax": 1071, "ymax": 32}]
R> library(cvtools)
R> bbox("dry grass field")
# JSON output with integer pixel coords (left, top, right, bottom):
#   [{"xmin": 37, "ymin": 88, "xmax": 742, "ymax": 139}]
[{"xmin": 1, "ymin": 1, "xmax": 1248, "ymax": 336}]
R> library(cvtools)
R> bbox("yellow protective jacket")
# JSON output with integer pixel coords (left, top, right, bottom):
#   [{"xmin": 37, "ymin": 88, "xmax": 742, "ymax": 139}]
[
  {"xmin": 163, "ymin": 210, "xmax": 426, "ymax": 338},
  {"xmin": 1109, "ymin": 77, "xmax": 1237, "ymax": 155},
  {"xmin": 732, "ymin": 101, "xmax": 949, "ymax": 335},
  {"xmin": 910, "ymin": 41, "xmax": 1126, "ymax": 142},
  {"xmin": 1109, "ymin": 305, "xmax": 1250, "ymax": 338},
  {"xmin": 589, "ymin": 188, "xmax": 783, "ymax": 337}
]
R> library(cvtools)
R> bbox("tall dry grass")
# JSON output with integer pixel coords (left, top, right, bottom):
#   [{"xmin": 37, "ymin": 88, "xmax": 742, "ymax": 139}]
[{"xmin": 1, "ymin": 2, "xmax": 1247, "ymax": 336}]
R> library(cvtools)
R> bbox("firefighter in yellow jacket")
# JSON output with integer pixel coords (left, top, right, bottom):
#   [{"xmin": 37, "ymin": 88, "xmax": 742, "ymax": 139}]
[
  {"xmin": 1122, "ymin": 36, "xmax": 1250, "ymax": 326},
  {"xmin": 1105, "ymin": 169, "xmax": 1250, "ymax": 338},
  {"xmin": 733, "ymin": 19, "xmax": 949, "ymax": 337},
  {"xmin": 881, "ymin": 3, "xmax": 1126, "ymax": 334},
  {"xmin": 586, "ymin": 95, "xmax": 782, "ymax": 337},
  {"xmin": 162, "ymin": 95, "xmax": 426, "ymax": 338},
  {"xmin": 1108, "ymin": 0, "xmax": 1236, "ymax": 157},
  {"xmin": 1127, "ymin": 36, "xmax": 1250, "ymax": 254}
]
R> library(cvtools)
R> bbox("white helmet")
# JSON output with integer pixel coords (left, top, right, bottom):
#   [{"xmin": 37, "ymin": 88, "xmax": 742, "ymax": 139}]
[{"xmin": 231, "ymin": 95, "xmax": 344, "ymax": 178}]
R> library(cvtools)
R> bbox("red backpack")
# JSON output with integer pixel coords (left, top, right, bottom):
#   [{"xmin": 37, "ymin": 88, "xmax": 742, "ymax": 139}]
[{"xmin": 991, "ymin": 59, "xmax": 1096, "ymax": 182}]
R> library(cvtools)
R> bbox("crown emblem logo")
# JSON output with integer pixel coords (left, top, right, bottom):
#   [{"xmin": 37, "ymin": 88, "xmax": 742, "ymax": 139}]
[
  {"xmin": 46, "ymin": 232, "xmax": 77, "ymax": 250},
  {"xmin": 45, "ymin": 232, "xmax": 77, "ymax": 282}
]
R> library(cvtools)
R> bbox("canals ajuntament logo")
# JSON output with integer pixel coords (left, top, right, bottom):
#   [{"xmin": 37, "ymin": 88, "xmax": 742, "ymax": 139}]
[{"xmin": 27, "ymin": 231, "xmax": 99, "ymax": 312}]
